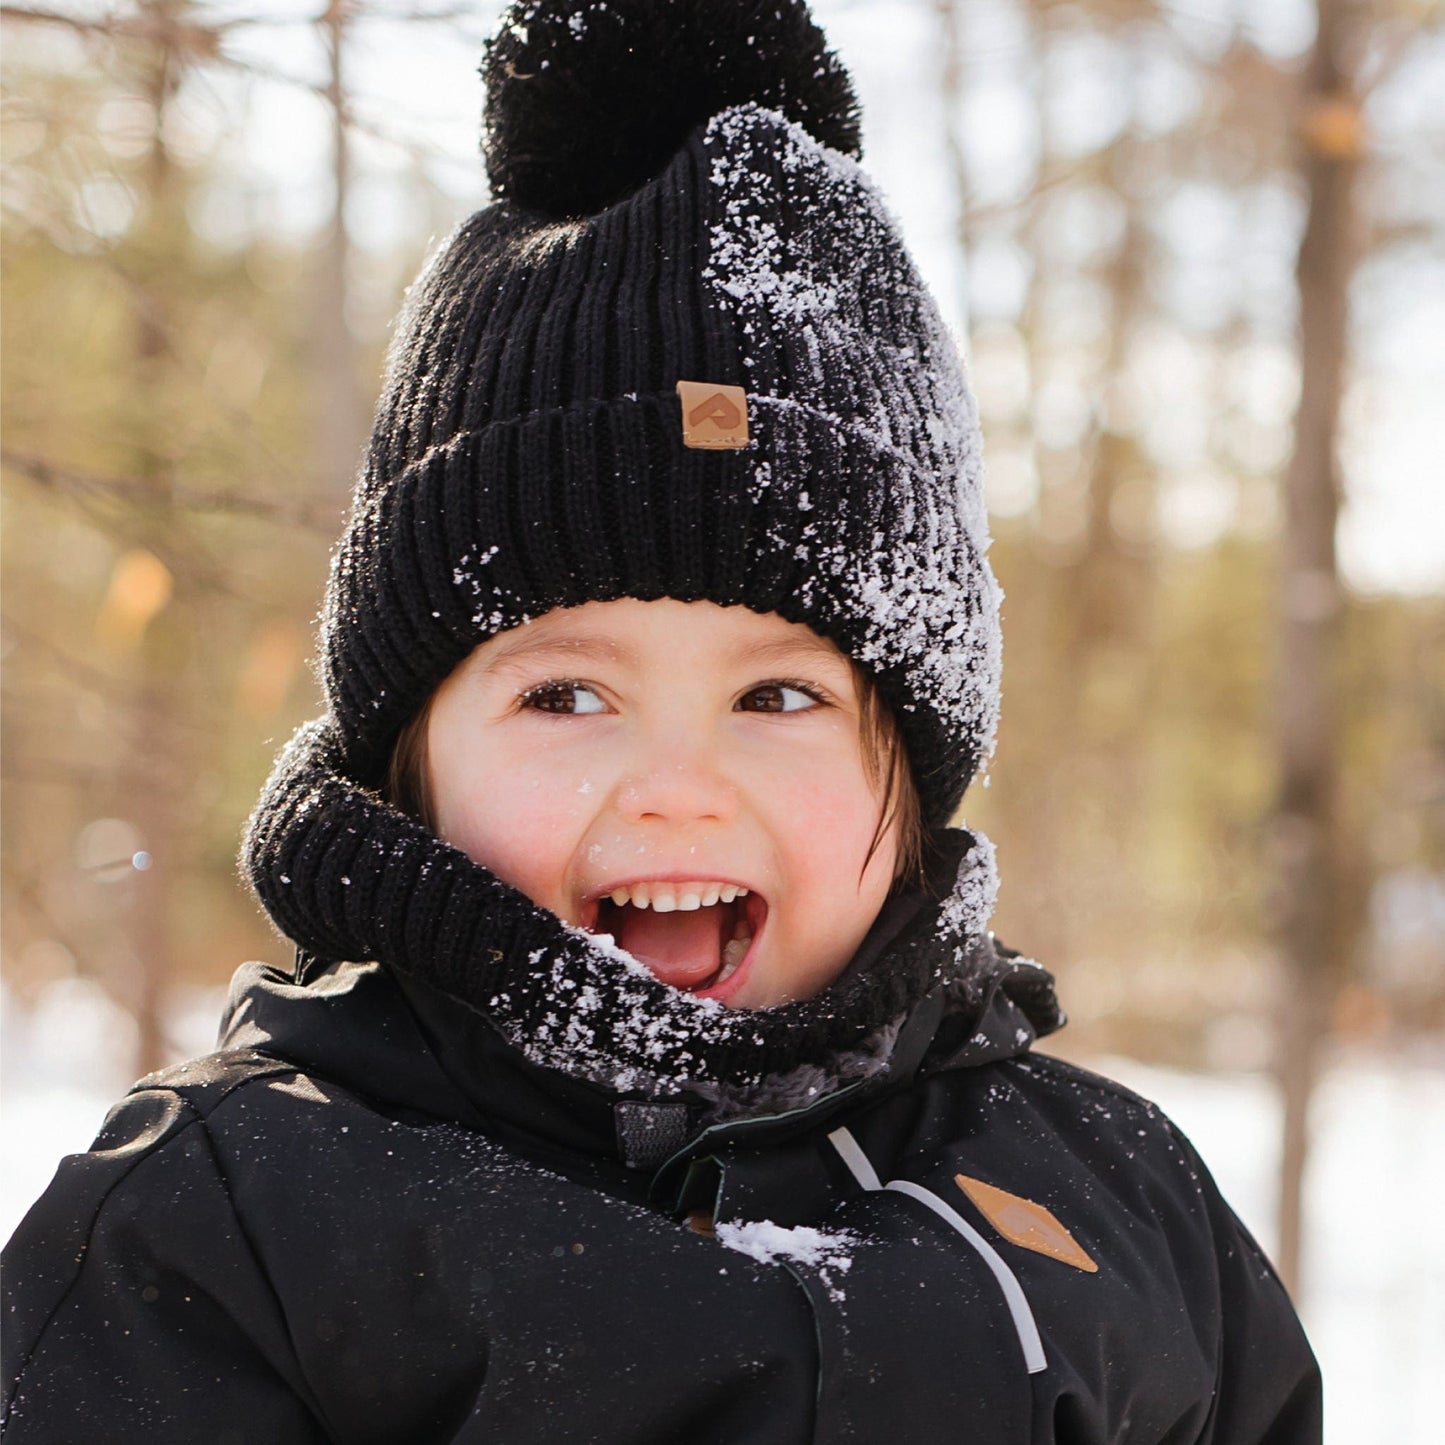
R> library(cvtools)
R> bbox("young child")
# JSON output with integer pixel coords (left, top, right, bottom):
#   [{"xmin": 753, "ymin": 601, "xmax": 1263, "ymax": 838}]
[{"xmin": 3, "ymin": 2, "xmax": 1320, "ymax": 1440}]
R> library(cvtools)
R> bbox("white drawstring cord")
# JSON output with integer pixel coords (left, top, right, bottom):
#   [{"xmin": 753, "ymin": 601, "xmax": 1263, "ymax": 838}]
[{"xmin": 827, "ymin": 1126, "xmax": 1047, "ymax": 1375}]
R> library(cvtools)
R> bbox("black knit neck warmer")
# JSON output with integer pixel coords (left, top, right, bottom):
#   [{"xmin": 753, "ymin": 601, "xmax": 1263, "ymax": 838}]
[{"xmin": 245, "ymin": 718, "xmax": 1010, "ymax": 1095}]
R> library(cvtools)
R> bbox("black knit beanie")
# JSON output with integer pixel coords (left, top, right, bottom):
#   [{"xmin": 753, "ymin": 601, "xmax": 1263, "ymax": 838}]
[
  {"xmin": 320, "ymin": 0, "xmax": 998, "ymax": 823},
  {"xmin": 242, "ymin": 0, "xmax": 1009, "ymax": 1091}
]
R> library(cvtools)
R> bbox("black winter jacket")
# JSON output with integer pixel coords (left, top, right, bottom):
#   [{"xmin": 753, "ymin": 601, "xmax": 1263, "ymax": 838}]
[{"xmin": 3, "ymin": 935, "xmax": 1319, "ymax": 1443}]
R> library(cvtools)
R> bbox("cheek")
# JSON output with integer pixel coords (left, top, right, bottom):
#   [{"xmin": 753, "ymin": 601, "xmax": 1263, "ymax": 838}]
[
  {"xmin": 741, "ymin": 754, "xmax": 893, "ymax": 1007},
  {"xmin": 427, "ymin": 730, "xmax": 598, "ymax": 905},
  {"xmin": 755, "ymin": 743, "xmax": 885, "ymax": 886}
]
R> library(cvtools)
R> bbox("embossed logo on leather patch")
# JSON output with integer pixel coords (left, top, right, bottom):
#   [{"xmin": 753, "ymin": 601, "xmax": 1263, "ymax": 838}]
[
  {"xmin": 955, "ymin": 1173, "xmax": 1098, "ymax": 1273},
  {"xmin": 676, "ymin": 380, "xmax": 749, "ymax": 449}
]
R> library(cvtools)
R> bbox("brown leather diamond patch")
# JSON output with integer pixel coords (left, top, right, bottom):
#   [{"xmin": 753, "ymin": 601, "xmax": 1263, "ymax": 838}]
[
  {"xmin": 677, "ymin": 380, "xmax": 749, "ymax": 449},
  {"xmin": 955, "ymin": 1173, "xmax": 1098, "ymax": 1273}
]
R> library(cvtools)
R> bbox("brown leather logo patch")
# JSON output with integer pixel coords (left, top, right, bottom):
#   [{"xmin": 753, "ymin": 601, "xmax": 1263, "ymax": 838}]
[
  {"xmin": 955, "ymin": 1174, "xmax": 1098, "ymax": 1273},
  {"xmin": 676, "ymin": 380, "xmax": 749, "ymax": 449}
]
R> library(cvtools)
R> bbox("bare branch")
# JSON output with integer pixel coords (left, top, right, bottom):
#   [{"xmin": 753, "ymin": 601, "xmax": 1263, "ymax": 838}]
[
  {"xmin": 0, "ymin": 4, "xmax": 223, "ymax": 60},
  {"xmin": 2, "ymin": 615, "xmax": 136, "ymax": 705},
  {"xmin": 3, "ymin": 449, "xmax": 338, "ymax": 532}
]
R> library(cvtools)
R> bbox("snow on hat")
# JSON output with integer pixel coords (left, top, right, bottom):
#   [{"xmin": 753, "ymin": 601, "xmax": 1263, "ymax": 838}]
[{"xmin": 273, "ymin": 0, "xmax": 1000, "ymax": 837}]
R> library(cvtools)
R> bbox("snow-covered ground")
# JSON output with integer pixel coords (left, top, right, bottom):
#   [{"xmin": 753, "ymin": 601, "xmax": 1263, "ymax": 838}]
[{"xmin": 3, "ymin": 976, "xmax": 1440, "ymax": 1437}]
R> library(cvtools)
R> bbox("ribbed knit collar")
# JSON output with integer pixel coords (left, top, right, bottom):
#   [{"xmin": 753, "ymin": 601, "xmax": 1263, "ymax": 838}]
[{"xmin": 244, "ymin": 715, "xmax": 1038, "ymax": 1095}]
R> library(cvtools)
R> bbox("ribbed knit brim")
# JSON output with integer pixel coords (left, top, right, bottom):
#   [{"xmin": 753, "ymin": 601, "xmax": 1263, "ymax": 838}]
[{"xmin": 329, "ymin": 392, "xmax": 995, "ymax": 822}]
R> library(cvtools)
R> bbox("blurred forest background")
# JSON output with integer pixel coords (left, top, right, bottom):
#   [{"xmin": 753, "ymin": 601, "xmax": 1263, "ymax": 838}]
[{"xmin": 3, "ymin": 0, "xmax": 1442, "ymax": 1334}]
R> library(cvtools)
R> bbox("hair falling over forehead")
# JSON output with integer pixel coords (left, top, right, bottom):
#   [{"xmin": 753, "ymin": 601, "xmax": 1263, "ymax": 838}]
[{"xmin": 383, "ymin": 659, "xmax": 926, "ymax": 892}]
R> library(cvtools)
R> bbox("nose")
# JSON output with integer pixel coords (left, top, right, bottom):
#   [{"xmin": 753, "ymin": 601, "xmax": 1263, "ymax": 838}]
[{"xmin": 612, "ymin": 733, "xmax": 739, "ymax": 826}]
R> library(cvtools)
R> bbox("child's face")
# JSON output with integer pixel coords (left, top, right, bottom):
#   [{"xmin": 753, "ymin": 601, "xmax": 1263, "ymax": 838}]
[{"xmin": 425, "ymin": 598, "xmax": 900, "ymax": 1008}]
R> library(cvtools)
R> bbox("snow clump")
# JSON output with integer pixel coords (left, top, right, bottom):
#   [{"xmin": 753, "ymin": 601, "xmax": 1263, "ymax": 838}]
[{"xmin": 716, "ymin": 1218, "xmax": 861, "ymax": 1302}]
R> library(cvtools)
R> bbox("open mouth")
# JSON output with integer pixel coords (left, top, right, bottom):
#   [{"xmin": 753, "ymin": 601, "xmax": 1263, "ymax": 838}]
[{"xmin": 584, "ymin": 881, "xmax": 767, "ymax": 995}]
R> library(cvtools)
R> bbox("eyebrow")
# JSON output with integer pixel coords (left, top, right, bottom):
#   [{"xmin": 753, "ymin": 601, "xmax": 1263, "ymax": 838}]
[
  {"xmin": 479, "ymin": 633, "xmax": 636, "ymax": 672},
  {"xmin": 480, "ymin": 627, "xmax": 846, "ymax": 676},
  {"xmin": 732, "ymin": 635, "xmax": 849, "ymax": 671}
]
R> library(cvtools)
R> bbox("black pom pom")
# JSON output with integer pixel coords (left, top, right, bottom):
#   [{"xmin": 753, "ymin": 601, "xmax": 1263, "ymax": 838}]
[{"xmin": 483, "ymin": 0, "xmax": 862, "ymax": 218}]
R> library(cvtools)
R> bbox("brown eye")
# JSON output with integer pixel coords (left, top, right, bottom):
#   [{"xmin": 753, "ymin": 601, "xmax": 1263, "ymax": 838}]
[
  {"xmin": 737, "ymin": 683, "xmax": 821, "ymax": 714},
  {"xmin": 522, "ymin": 682, "xmax": 606, "ymax": 715}
]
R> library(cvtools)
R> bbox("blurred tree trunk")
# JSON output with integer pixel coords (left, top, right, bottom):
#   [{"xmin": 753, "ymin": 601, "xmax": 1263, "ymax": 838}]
[
  {"xmin": 1273, "ymin": 0, "xmax": 1364, "ymax": 1298},
  {"xmin": 127, "ymin": 0, "xmax": 189, "ymax": 1077},
  {"xmin": 934, "ymin": 0, "xmax": 1068, "ymax": 962},
  {"xmin": 932, "ymin": 0, "xmax": 971, "ymax": 337},
  {"xmin": 318, "ymin": 0, "xmax": 366, "ymax": 500},
  {"xmin": 1047, "ymin": 132, "xmax": 1156, "ymax": 965}
]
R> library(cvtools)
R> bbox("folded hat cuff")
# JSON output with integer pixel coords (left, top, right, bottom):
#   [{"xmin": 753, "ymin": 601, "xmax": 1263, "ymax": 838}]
[{"xmin": 323, "ymin": 390, "xmax": 997, "ymax": 825}]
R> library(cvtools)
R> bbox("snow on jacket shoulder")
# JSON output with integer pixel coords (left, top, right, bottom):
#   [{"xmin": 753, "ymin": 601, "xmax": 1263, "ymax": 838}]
[{"xmin": 3, "ymin": 959, "xmax": 1319, "ymax": 1445}]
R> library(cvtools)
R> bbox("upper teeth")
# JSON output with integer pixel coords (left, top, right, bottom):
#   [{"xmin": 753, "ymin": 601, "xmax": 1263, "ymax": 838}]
[{"xmin": 606, "ymin": 882, "xmax": 749, "ymax": 912}]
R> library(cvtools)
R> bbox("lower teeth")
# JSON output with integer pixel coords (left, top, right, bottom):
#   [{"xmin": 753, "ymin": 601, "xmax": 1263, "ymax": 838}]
[{"xmin": 718, "ymin": 935, "xmax": 752, "ymax": 982}]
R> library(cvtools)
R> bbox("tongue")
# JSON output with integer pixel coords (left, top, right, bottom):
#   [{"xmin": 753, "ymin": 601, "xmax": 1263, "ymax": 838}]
[{"xmin": 616, "ymin": 905, "xmax": 723, "ymax": 990}]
